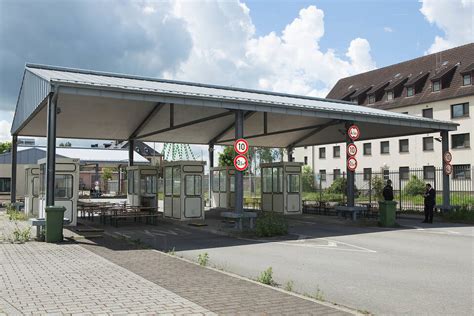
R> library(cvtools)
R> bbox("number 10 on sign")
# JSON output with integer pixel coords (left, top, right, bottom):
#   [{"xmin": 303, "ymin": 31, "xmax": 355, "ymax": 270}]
[{"xmin": 234, "ymin": 138, "xmax": 249, "ymax": 155}]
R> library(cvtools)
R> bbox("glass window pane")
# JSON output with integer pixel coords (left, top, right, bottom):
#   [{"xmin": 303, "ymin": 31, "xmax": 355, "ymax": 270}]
[
  {"xmin": 272, "ymin": 167, "xmax": 282, "ymax": 193},
  {"xmin": 288, "ymin": 174, "xmax": 300, "ymax": 193},
  {"xmin": 32, "ymin": 177, "xmax": 39, "ymax": 197},
  {"xmin": 262, "ymin": 168, "xmax": 272, "ymax": 193},
  {"xmin": 0, "ymin": 178, "xmax": 11, "ymax": 193},
  {"xmin": 127, "ymin": 170, "xmax": 134, "ymax": 194},
  {"xmin": 173, "ymin": 166, "xmax": 181, "ymax": 196},
  {"xmin": 55, "ymin": 175, "xmax": 73, "ymax": 199},
  {"xmin": 186, "ymin": 175, "xmax": 195, "ymax": 196},
  {"xmin": 219, "ymin": 170, "xmax": 226, "ymax": 192},
  {"xmin": 134, "ymin": 171, "xmax": 139, "ymax": 194},
  {"xmin": 195, "ymin": 176, "xmax": 202, "ymax": 196},
  {"xmin": 230, "ymin": 176, "xmax": 235, "ymax": 192},
  {"xmin": 165, "ymin": 167, "xmax": 172, "ymax": 196},
  {"xmin": 212, "ymin": 170, "xmax": 219, "ymax": 192}
]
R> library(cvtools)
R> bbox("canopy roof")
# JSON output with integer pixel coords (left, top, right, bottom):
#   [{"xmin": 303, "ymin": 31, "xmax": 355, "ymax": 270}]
[{"xmin": 11, "ymin": 64, "xmax": 458, "ymax": 148}]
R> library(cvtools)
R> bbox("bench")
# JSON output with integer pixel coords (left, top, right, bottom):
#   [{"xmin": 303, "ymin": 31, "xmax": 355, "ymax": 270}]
[
  {"xmin": 29, "ymin": 218, "xmax": 71, "ymax": 240},
  {"xmin": 221, "ymin": 211, "xmax": 257, "ymax": 230},
  {"xmin": 335, "ymin": 206, "xmax": 367, "ymax": 221},
  {"xmin": 434, "ymin": 204, "xmax": 461, "ymax": 214}
]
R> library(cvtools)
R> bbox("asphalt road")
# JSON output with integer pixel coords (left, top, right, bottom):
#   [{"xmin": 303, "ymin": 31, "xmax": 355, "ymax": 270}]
[{"xmin": 103, "ymin": 218, "xmax": 473, "ymax": 315}]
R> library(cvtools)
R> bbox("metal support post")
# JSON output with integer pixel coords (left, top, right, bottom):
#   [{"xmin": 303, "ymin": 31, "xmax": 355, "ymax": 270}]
[
  {"xmin": 10, "ymin": 135, "xmax": 18, "ymax": 203},
  {"xmin": 46, "ymin": 94, "xmax": 57, "ymax": 206},
  {"xmin": 345, "ymin": 122, "xmax": 355, "ymax": 207},
  {"xmin": 235, "ymin": 110, "xmax": 244, "ymax": 214},
  {"xmin": 441, "ymin": 130, "xmax": 450, "ymax": 210},
  {"xmin": 128, "ymin": 139, "xmax": 134, "ymax": 166}
]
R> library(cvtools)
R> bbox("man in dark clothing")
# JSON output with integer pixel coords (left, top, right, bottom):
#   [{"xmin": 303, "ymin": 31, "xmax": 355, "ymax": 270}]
[
  {"xmin": 423, "ymin": 183, "xmax": 436, "ymax": 223},
  {"xmin": 382, "ymin": 180, "xmax": 394, "ymax": 201}
]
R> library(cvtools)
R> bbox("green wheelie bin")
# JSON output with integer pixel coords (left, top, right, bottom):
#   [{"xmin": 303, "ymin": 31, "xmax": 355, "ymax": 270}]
[
  {"xmin": 45, "ymin": 206, "xmax": 66, "ymax": 243},
  {"xmin": 378, "ymin": 200, "xmax": 397, "ymax": 227}
]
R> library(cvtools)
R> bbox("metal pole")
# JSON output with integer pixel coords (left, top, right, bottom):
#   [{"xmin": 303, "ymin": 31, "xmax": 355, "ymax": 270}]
[
  {"xmin": 441, "ymin": 130, "xmax": 450, "ymax": 210},
  {"xmin": 128, "ymin": 139, "xmax": 134, "ymax": 166},
  {"xmin": 345, "ymin": 122, "xmax": 355, "ymax": 207},
  {"xmin": 209, "ymin": 144, "xmax": 214, "ymax": 208},
  {"xmin": 235, "ymin": 110, "xmax": 244, "ymax": 214},
  {"xmin": 287, "ymin": 147, "xmax": 293, "ymax": 162},
  {"xmin": 95, "ymin": 163, "xmax": 99, "ymax": 192},
  {"xmin": 10, "ymin": 135, "xmax": 18, "ymax": 203},
  {"xmin": 46, "ymin": 94, "xmax": 57, "ymax": 206}
]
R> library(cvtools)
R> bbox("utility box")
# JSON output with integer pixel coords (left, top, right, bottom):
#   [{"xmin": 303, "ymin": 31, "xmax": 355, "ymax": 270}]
[
  {"xmin": 379, "ymin": 200, "xmax": 397, "ymax": 227},
  {"xmin": 126, "ymin": 166, "xmax": 159, "ymax": 208},
  {"xmin": 38, "ymin": 158, "xmax": 80, "ymax": 226},
  {"xmin": 163, "ymin": 161, "xmax": 206, "ymax": 220},
  {"xmin": 261, "ymin": 162, "xmax": 303, "ymax": 215},
  {"xmin": 210, "ymin": 166, "xmax": 235, "ymax": 209},
  {"xmin": 24, "ymin": 165, "xmax": 40, "ymax": 217}
]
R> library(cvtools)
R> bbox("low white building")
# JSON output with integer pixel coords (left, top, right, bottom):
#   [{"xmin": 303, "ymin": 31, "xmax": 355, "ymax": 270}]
[{"xmin": 294, "ymin": 43, "xmax": 474, "ymax": 186}]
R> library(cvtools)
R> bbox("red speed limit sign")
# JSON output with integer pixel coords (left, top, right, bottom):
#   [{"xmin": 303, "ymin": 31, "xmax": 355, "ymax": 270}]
[
  {"xmin": 234, "ymin": 138, "xmax": 249, "ymax": 155},
  {"xmin": 347, "ymin": 143, "xmax": 357, "ymax": 157},
  {"xmin": 347, "ymin": 125, "xmax": 360, "ymax": 141},
  {"xmin": 443, "ymin": 151, "xmax": 452, "ymax": 163},
  {"xmin": 347, "ymin": 157, "xmax": 358, "ymax": 172},
  {"xmin": 234, "ymin": 154, "xmax": 248, "ymax": 171},
  {"xmin": 444, "ymin": 163, "xmax": 453, "ymax": 175}
]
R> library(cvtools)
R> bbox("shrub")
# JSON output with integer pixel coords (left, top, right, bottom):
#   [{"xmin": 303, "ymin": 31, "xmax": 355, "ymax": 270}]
[
  {"xmin": 257, "ymin": 267, "xmax": 275, "ymax": 285},
  {"xmin": 404, "ymin": 175, "xmax": 425, "ymax": 196},
  {"xmin": 197, "ymin": 252, "xmax": 209, "ymax": 266},
  {"xmin": 371, "ymin": 176, "xmax": 385, "ymax": 200},
  {"xmin": 11, "ymin": 223, "xmax": 31, "ymax": 243},
  {"xmin": 442, "ymin": 207, "xmax": 474, "ymax": 223},
  {"xmin": 255, "ymin": 212, "xmax": 288, "ymax": 237},
  {"xmin": 327, "ymin": 177, "xmax": 358, "ymax": 196},
  {"xmin": 302, "ymin": 165, "xmax": 315, "ymax": 192}
]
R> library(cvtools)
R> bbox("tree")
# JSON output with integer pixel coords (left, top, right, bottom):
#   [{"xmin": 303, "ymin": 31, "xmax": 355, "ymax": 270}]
[
  {"xmin": 0, "ymin": 141, "xmax": 12, "ymax": 154},
  {"xmin": 59, "ymin": 141, "xmax": 72, "ymax": 147},
  {"xmin": 218, "ymin": 146, "xmax": 236, "ymax": 167},
  {"xmin": 301, "ymin": 165, "xmax": 315, "ymax": 192},
  {"xmin": 327, "ymin": 177, "xmax": 358, "ymax": 196},
  {"xmin": 404, "ymin": 175, "xmax": 425, "ymax": 196},
  {"xmin": 371, "ymin": 176, "xmax": 385, "ymax": 200},
  {"xmin": 102, "ymin": 167, "xmax": 114, "ymax": 193}
]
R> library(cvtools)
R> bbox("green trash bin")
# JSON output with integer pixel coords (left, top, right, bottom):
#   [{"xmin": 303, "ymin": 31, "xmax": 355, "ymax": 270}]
[
  {"xmin": 45, "ymin": 206, "xmax": 66, "ymax": 243},
  {"xmin": 378, "ymin": 201, "xmax": 397, "ymax": 227}
]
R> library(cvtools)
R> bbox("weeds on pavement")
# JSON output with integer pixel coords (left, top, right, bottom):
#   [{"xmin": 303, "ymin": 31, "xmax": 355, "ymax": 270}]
[
  {"xmin": 257, "ymin": 267, "xmax": 276, "ymax": 286},
  {"xmin": 167, "ymin": 247, "xmax": 176, "ymax": 256},
  {"xmin": 284, "ymin": 280, "xmax": 294, "ymax": 292},
  {"xmin": 197, "ymin": 252, "xmax": 209, "ymax": 266}
]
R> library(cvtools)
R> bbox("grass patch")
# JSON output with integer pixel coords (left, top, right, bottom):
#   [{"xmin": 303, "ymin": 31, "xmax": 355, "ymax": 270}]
[{"xmin": 255, "ymin": 212, "xmax": 288, "ymax": 237}]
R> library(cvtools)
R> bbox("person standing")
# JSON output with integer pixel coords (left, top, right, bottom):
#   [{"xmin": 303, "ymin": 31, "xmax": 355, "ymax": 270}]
[
  {"xmin": 382, "ymin": 179, "xmax": 394, "ymax": 201},
  {"xmin": 423, "ymin": 183, "xmax": 436, "ymax": 223}
]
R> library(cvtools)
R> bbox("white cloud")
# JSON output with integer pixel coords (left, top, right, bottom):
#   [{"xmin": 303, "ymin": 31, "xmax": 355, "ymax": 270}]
[
  {"xmin": 420, "ymin": 0, "xmax": 474, "ymax": 53},
  {"xmin": 384, "ymin": 26, "xmax": 393, "ymax": 33},
  {"xmin": 0, "ymin": 120, "xmax": 12, "ymax": 142}
]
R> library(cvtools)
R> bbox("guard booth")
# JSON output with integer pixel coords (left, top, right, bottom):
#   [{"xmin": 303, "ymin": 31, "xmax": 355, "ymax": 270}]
[
  {"xmin": 164, "ymin": 161, "xmax": 206, "ymax": 220},
  {"xmin": 261, "ymin": 162, "xmax": 303, "ymax": 215},
  {"xmin": 211, "ymin": 166, "xmax": 235, "ymax": 209},
  {"xmin": 126, "ymin": 166, "xmax": 159, "ymax": 207},
  {"xmin": 24, "ymin": 165, "xmax": 40, "ymax": 217},
  {"xmin": 38, "ymin": 158, "xmax": 80, "ymax": 226}
]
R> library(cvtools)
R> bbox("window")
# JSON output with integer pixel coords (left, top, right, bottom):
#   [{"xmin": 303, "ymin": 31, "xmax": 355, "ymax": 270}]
[
  {"xmin": 399, "ymin": 139, "xmax": 409, "ymax": 153},
  {"xmin": 383, "ymin": 169, "xmax": 390, "ymax": 180},
  {"xmin": 452, "ymin": 133, "xmax": 470, "ymax": 149},
  {"xmin": 333, "ymin": 146, "xmax": 340, "ymax": 158},
  {"xmin": 387, "ymin": 91, "xmax": 393, "ymax": 101},
  {"xmin": 423, "ymin": 166, "xmax": 435, "ymax": 180},
  {"xmin": 432, "ymin": 80, "xmax": 441, "ymax": 92},
  {"xmin": 55, "ymin": 174, "xmax": 73, "ymax": 199},
  {"xmin": 422, "ymin": 108, "xmax": 433, "ymax": 118},
  {"xmin": 212, "ymin": 170, "xmax": 219, "ymax": 192},
  {"xmin": 272, "ymin": 167, "xmax": 283, "ymax": 193},
  {"xmin": 185, "ymin": 175, "xmax": 202, "ymax": 196},
  {"xmin": 423, "ymin": 137, "xmax": 434, "ymax": 151},
  {"xmin": 453, "ymin": 164, "xmax": 471, "ymax": 180},
  {"xmin": 219, "ymin": 170, "xmax": 226, "ymax": 192},
  {"xmin": 363, "ymin": 143, "xmax": 372, "ymax": 156},
  {"xmin": 363, "ymin": 168, "xmax": 372, "ymax": 181},
  {"xmin": 368, "ymin": 94, "xmax": 375, "ymax": 104},
  {"xmin": 230, "ymin": 176, "xmax": 235, "ymax": 193},
  {"xmin": 319, "ymin": 147, "xmax": 326, "ymax": 159},
  {"xmin": 407, "ymin": 86, "xmax": 414, "ymax": 97},
  {"xmin": 287, "ymin": 174, "xmax": 300, "ymax": 193},
  {"xmin": 319, "ymin": 170, "xmax": 326, "ymax": 181},
  {"xmin": 451, "ymin": 102, "xmax": 469, "ymax": 118},
  {"xmin": 399, "ymin": 167, "xmax": 409, "ymax": 180},
  {"xmin": 141, "ymin": 175, "xmax": 157, "ymax": 194},
  {"xmin": 304, "ymin": 156, "xmax": 308, "ymax": 165},
  {"xmin": 381, "ymin": 141, "xmax": 390, "ymax": 154},
  {"xmin": 333, "ymin": 169, "xmax": 341, "ymax": 180},
  {"xmin": 463, "ymin": 74, "xmax": 472, "ymax": 86},
  {"xmin": 262, "ymin": 168, "xmax": 272, "ymax": 193},
  {"xmin": 0, "ymin": 177, "xmax": 11, "ymax": 193},
  {"xmin": 172, "ymin": 166, "xmax": 181, "ymax": 196}
]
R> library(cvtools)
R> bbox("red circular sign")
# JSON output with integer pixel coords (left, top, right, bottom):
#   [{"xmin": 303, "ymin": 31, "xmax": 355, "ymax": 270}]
[
  {"xmin": 443, "ymin": 151, "xmax": 452, "ymax": 163},
  {"xmin": 347, "ymin": 125, "xmax": 360, "ymax": 141},
  {"xmin": 444, "ymin": 163, "xmax": 453, "ymax": 175},
  {"xmin": 234, "ymin": 138, "xmax": 249, "ymax": 155},
  {"xmin": 347, "ymin": 143, "xmax": 358, "ymax": 157},
  {"xmin": 234, "ymin": 154, "xmax": 248, "ymax": 171},
  {"xmin": 347, "ymin": 157, "xmax": 358, "ymax": 172}
]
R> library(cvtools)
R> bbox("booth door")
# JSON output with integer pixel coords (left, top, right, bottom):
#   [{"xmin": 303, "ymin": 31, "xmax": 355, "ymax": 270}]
[
  {"xmin": 286, "ymin": 173, "xmax": 301, "ymax": 213},
  {"xmin": 184, "ymin": 175, "xmax": 202, "ymax": 218},
  {"xmin": 272, "ymin": 167, "xmax": 284, "ymax": 213},
  {"xmin": 26, "ymin": 176, "xmax": 40, "ymax": 217},
  {"xmin": 164, "ymin": 167, "xmax": 181, "ymax": 219},
  {"xmin": 261, "ymin": 167, "xmax": 273, "ymax": 211},
  {"xmin": 55, "ymin": 174, "xmax": 75, "ymax": 224}
]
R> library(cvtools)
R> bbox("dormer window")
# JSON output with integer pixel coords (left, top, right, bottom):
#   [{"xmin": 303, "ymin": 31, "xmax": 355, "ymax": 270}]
[
  {"xmin": 432, "ymin": 80, "xmax": 441, "ymax": 92},
  {"xmin": 407, "ymin": 86, "xmax": 414, "ymax": 97},
  {"xmin": 463, "ymin": 74, "xmax": 472, "ymax": 86},
  {"xmin": 387, "ymin": 91, "xmax": 393, "ymax": 101},
  {"xmin": 368, "ymin": 94, "xmax": 375, "ymax": 104}
]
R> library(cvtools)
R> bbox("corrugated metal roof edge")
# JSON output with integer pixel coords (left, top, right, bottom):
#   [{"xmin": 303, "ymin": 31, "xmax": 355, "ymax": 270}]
[{"xmin": 25, "ymin": 63, "xmax": 356, "ymax": 106}]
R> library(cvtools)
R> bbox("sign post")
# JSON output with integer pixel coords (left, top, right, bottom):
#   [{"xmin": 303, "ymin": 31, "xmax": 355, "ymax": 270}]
[{"xmin": 233, "ymin": 138, "xmax": 249, "ymax": 172}]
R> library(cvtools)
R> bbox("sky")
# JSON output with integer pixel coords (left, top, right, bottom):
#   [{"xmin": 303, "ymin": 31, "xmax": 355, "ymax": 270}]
[{"xmin": 0, "ymin": 0, "xmax": 473, "ymax": 152}]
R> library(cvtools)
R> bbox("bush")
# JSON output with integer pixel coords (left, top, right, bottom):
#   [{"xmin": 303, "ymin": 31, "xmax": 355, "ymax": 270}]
[
  {"xmin": 6, "ymin": 206, "xmax": 27, "ymax": 221},
  {"xmin": 302, "ymin": 165, "xmax": 315, "ymax": 192},
  {"xmin": 255, "ymin": 212, "xmax": 288, "ymax": 237},
  {"xmin": 327, "ymin": 177, "xmax": 358, "ymax": 196},
  {"xmin": 197, "ymin": 252, "xmax": 209, "ymax": 266},
  {"xmin": 442, "ymin": 207, "xmax": 474, "ymax": 223},
  {"xmin": 371, "ymin": 176, "xmax": 385, "ymax": 200},
  {"xmin": 404, "ymin": 175, "xmax": 425, "ymax": 196},
  {"xmin": 257, "ymin": 267, "xmax": 275, "ymax": 285}
]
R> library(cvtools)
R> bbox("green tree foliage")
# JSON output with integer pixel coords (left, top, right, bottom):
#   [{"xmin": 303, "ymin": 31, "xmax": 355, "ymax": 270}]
[
  {"xmin": 302, "ymin": 165, "xmax": 315, "ymax": 192},
  {"xmin": 102, "ymin": 168, "xmax": 113, "ymax": 181},
  {"xmin": 59, "ymin": 141, "xmax": 72, "ymax": 147},
  {"xmin": 404, "ymin": 175, "xmax": 425, "ymax": 196},
  {"xmin": 218, "ymin": 146, "xmax": 236, "ymax": 167},
  {"xmin": 327, "ymin": 177, "xmax": 358, "ymax": 195},
  {"xmin": 371, "ymin": 176, "xmax": 385, "ymax": 200},
  {"xmin": 0, "ymin": 141, "xmax": 12, "ymax": 154}
]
